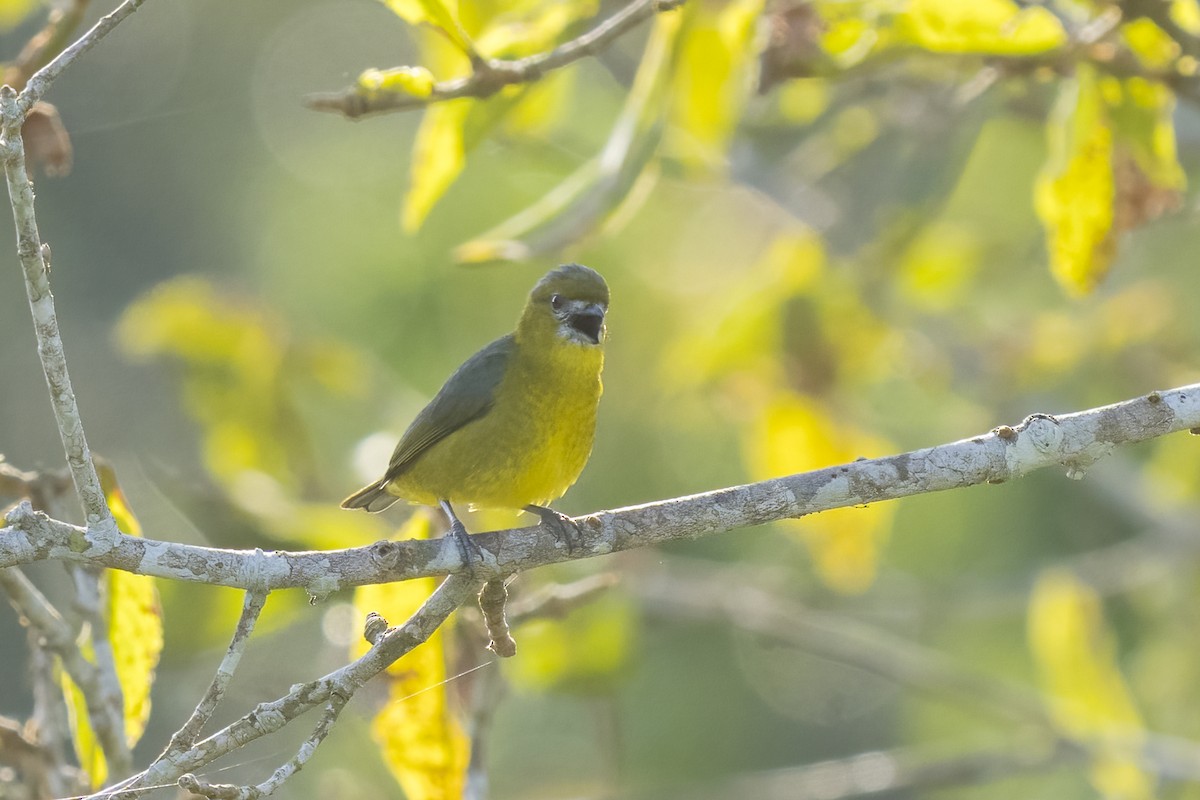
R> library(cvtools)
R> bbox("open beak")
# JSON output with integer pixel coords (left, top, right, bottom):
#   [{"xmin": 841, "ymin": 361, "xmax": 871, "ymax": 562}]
[{"xmin": 568, "ymin": 304, "xmax": 605, "ymax": 344}]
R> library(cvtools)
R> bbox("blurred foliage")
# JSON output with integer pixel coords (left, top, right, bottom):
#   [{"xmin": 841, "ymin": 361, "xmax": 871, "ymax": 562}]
[
  {"xmin": 4, "ymin": 0, "xmax": 1200, "ymax": 797},
  {"xmin": 0, "ymin": 0, "xmax": 39, "ymax": 32},
  {"xmin": 504, "ymin": 587, "xmax": 636, "ymax": 692}
]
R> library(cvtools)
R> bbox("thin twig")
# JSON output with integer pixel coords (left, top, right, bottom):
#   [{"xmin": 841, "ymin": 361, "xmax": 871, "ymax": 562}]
[
  {"xmin": 177, "ymin": 691, "xmax": 350, "ymax": 800},
  {"xmin": 0, "ymin": 567, "xmax": 130, "ymax": 774},
  {"xmin": 27, "ymin": 637, "xmax": 83, "ymax": 798},
  {"xmin": 158, "ymin": 590, "xmax": 269, "ymax": 756},
  {"xmin": 17, "ymin": 0, "xmax": 147, "ymax": 115},
  {"xmin": 478, "ymin": 580, "xmax": 516, "ymax": 657},
  {"xmin": 0, "ymin": 86, "xmax": 115, "ymax": 537},
  {"xmin": 2, "ymin": 467, "xmax": 132, "ymax": 781},
  {"xmin": 4, "ymin": 0, "xmax": 93, "ymax": 89},
  {"xmin": 67, "ymin": 564, "xmax": 133, "ymax": 778},
  {"xmin": 97, "ymin": 574, "xmax": 479, "ymax": 800},
  {"xmin": 1, "ymin": 0, "xmax": 151, "ymax": 536},
  {"xmin": 305, "ymin": 0, "xmax": 687, "ymax": 118},
  {"xmin": 0, "ymin": 0, "xmax": 152, "ymax": 543},
  {"xmin": 5, "ymin": 384, "xmax": 1200, "ymax": 589}
]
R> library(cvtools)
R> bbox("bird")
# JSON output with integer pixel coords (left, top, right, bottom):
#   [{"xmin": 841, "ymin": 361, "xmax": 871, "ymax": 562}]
[{"xmin": 341, "ymin": 263, "xmax": 608, "ymax": 569}]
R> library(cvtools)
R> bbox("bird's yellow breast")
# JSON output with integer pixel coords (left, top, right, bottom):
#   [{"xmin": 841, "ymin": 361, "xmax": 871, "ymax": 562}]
[{"xmin": 388, "ymin": 337, "xmax": 603, "ymax": 510}]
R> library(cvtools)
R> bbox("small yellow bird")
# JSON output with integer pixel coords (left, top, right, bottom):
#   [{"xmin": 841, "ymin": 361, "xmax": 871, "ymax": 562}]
[{"xmin": 342, "ymin": 264, "xmax": 608, "ymax": 564}]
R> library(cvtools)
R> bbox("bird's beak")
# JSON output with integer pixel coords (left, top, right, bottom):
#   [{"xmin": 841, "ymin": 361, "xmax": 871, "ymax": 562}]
[{"xmin": 568, "ymin": 303, "xmax": 605, "ymax": 345}]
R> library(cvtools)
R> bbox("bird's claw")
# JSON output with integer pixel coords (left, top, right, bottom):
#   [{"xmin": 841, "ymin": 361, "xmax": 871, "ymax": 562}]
[
  {"xmin": 526, "ymin": 505, "xmax": 584, "ymax": 554},
  {"xmin": 449, "ymin": 519, "xmax": 484, "ymax": 576}
]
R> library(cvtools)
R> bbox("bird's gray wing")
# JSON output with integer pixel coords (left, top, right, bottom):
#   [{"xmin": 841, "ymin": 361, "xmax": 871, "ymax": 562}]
[{"xmin": 382, "ymin": 334, "xmax": 515, "ymax": 482}]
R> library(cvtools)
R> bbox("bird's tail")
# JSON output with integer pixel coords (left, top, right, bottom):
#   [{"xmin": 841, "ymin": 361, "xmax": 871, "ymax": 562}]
[{"xmin": 340, "ymin": 480, "xmax": 401, "ymax": 513}]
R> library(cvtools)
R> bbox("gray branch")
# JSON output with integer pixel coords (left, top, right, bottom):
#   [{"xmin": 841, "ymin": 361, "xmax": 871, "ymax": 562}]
[
  {"xmin": 0, "ymin": 0, "xmax": 153, "ymax": 539},
  {"xmin": 305, "ymin": 0, "xmax": 687, "ymax": 118},
  {"xmin": 4, "ymin": 384, "xmax": 1200, "ymax": 592}
]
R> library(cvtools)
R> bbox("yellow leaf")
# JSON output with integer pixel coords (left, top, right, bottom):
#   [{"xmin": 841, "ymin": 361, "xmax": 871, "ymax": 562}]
[
  {"xmin": 61, "ymin": 657, "xmax": 105, "ymax": 788},
  {"xmin": 358, "ymin": 66, "xmax": 436, "ymax": 98},
  {"xmin": 1034, "ymin": 67, "xmax": 1116, "ymax": 296},
  {"xmin": 821, "ymin": 16, "xmax": 878, "ymax": 65},
  {"xmin": 98, "ymin": 465, "xmax": 163, "ymax": 750},
  {"xmin": 107, "ymin": 569, "xmax": 162, "ymax": 748},
  {"xmin": 352, "ymin": 514, "xmax": 469, "ymax": 800},
  {"xmin": 62, "ymin": 467, "xmax": 163, "ymax": 788},
  {"xmin": 1122, "ymin": 18, "xmax": 1179, "ymax": 70},
  {"xmin": 744, "ymin": 393, "xmax": 895, "ymax": 594},
  {"xmin": 404, "ymin": 100, "xmax": 470, "ymax": 233},
  {"xmin": 898, "ymin": 0, "xmax": 1066, "ymax": 54},
  {"xmin": 475, "ymin": 0, "xmax": 600, "ymax": 58},
  {"xmin": 1173, "ymin": 0, "xmax": 1200, "ymax": 35},
  {"xmin": 380, "ymin": 0, "xmax": 474, "ymax": 55},
  {"xmin": 404, "ymin": 89, "xmax": 527, "ymax": 232},
  {"xmin": 1028, "ymin": 570, "xmax": 1154, "ymax": 800},
  {"xmin": 669, "ymin": 0, "xmax": 765, "ymax": 170}
]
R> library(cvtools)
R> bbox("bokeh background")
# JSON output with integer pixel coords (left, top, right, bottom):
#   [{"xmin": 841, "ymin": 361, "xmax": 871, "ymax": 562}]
[{"xmin": 5, "ymin": 0, "xmax": 1200, "ymax": 798}]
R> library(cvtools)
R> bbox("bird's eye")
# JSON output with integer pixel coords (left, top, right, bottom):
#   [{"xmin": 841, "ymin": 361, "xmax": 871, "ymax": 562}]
[{"xmin": 550, "ymin": 294, "xmax": 565, "ymax": 311}]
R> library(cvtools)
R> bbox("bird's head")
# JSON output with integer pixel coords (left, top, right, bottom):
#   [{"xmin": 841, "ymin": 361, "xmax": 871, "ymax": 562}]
[{"xmin": 519, "ymin": 263, "xmax": 609, "ymax": 347}]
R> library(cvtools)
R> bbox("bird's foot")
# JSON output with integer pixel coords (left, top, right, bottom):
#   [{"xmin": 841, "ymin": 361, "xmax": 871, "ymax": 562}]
[
  {"xmin": 448, "ymin": 518, "xmax": 484, "ymax": 576},
  {"xmin": 525, "ymin": 504, "xmax": 584, "ymax": 554},
  {"xmin": 439, "ymin": 500, "xmax": 483, "ymax": 576}
]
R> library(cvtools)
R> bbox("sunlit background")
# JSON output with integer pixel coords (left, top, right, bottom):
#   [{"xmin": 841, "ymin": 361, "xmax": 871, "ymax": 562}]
[{"xmin": 5, "ymin": 0, "xmax": 1200, "ymax": 798}]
